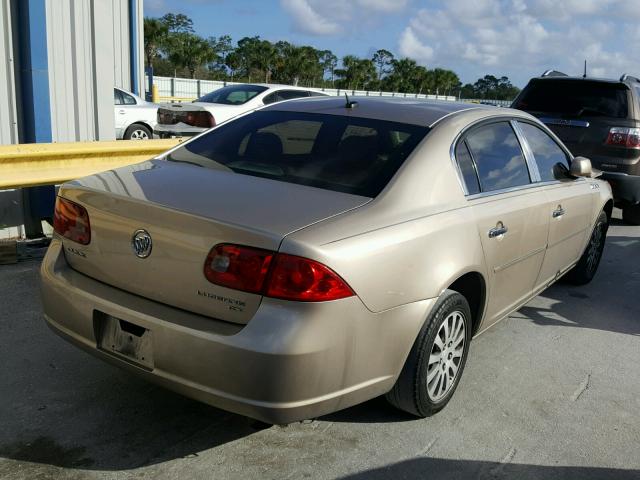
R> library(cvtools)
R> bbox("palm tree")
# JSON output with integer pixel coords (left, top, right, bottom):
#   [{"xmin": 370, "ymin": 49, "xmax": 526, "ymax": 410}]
[
  {"xmin": 372, "ymin": 49, "xmax": 394, "ymax": 84},
  {"xmin": 384, "ymin": 58, "xmax": 419, "ymax": 92},
  {"xmin": 143, "ymin": 18, "xmax": 168, "ymax": 69},
  {"xmin": 320, "ymin": 50, "xmax": 337, "ymax": 86},
  {"xmin": 336, "ymin": 55, "xmax": 376, "ymax": 90},
  {"xmin": 168, "ymin": 33, "xmax": 216, "ymax": 78}
]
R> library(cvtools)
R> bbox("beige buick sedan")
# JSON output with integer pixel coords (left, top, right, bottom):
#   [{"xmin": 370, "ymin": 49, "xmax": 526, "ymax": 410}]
[{"xmin": 41, "ymin": 97, "xmax": 612, "ymax": 424}]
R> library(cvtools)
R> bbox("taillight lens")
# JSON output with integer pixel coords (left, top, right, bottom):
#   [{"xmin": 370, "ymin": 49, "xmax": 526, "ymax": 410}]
[
  {"xmin": 605, "ymin": 127, "xmax": 640, "ymax": 148},
  {"xmin": 185, "ymin": 111, "xmax": 215, "ymax": 128},
  {"xmin": 203, "ymin": 245, "xmax": 355, "ymax": 302},
  {"xmin": 266, "ymin": 253, "xmax": 354, "ymax": 302},
  {"xmin": 53, "ymin": 197, "xmax": 91, "ymax": 245},
  {"xmin": 204, "ymin": 244, "xmax": 274, "ymax": 294}
]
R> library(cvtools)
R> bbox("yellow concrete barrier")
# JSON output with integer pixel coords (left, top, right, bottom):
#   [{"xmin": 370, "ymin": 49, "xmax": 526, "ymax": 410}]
[{"xmin": 0, "ymin": 139, "xmax": 183, "ymax": 189}]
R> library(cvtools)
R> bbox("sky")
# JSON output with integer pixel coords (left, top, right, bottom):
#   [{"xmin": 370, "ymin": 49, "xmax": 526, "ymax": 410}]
[{"xmin": 144, "ymin": 0, "xmax": 640, "ymax": 87}]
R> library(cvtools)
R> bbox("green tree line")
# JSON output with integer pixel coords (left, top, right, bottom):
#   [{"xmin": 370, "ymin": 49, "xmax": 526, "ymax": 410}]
[{"xmin": 144, "ymin": 13, "xmax": 519, "ymax": 100}]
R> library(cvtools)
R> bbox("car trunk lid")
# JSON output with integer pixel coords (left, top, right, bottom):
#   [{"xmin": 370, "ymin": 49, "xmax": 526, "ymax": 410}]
[{"xmin": 58, "ymin": 160, "xmax": 370, "ymax": 324}]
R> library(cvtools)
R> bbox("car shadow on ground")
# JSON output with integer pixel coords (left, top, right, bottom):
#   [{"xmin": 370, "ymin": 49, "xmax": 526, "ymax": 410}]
[
  {"xmin": 338, "ymin": 457, "xmax": 640, "ymax": 480},
  {"xmin": 0, "ymin": 381, "xmax": 257, "ymax": 470},
  {"xmin": 517, "ymin": 235, "xmax": 640, "ymax": 336}
]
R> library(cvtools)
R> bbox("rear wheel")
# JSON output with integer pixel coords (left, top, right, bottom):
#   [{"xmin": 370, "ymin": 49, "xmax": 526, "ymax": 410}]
[
  {"xmin": 386, "ymin": 290, "xmax": 471, "ymax": 417},
  {"xmin": 622, "ymin": 204, "xmax": 640, "ymax": 225},
  {"xmin": 565, "ymin": 211, "xmax": 608, "ymax": 285},
  {"xmin": 124, "ymin": 123, "xmax": 151, "ymax": 140}
]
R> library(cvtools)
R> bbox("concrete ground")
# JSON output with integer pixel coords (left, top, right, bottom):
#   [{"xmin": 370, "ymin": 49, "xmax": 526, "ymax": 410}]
[{"xmin": 0, "ymin": 210, "xmax": 638, "ymax": 480}]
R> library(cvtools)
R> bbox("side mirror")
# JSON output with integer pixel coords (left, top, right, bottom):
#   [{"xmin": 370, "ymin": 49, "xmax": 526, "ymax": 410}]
[{"xmin": 570, "ymin": 156, "xmax": 594, "ymax": 177}]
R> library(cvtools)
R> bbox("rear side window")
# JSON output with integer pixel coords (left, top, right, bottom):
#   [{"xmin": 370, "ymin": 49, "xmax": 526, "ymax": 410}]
[
  {"xmin": 264, "ymin": 90, "xmax": 311, "ymax": 105},
  {"xmin": 114, "ymin": 88, "xmax": 123, "ymax": 105},
  {"xmin": 167, "ymin": 111, "xmax": 429, "ymax": 197},
  {"xmin": 122, "ymin": 91, "xmax": 137, "ymax": 105},
  {"xmin": 518, "ymin": 123, "xmax": 570, "ymax": 182},
  {"xmin": 514, "ymin": 80, "xmax": 629, "ymax": 118},
  {"xmin": 455, "ymin": 141, "xmax": 480, "ymax": 195},
  {"xmin": 465, "ymin": 122, "xmax": 531, "ymax": 192}
]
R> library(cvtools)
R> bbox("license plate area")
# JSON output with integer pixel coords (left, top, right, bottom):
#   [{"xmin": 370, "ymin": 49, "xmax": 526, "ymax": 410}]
[{"xmin": 94, "ymin": 311, "xmax": 154, "ymax": 370}]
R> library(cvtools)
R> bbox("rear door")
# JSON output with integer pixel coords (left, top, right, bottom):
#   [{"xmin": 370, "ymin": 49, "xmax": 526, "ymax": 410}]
[
  {"xmin": 114, "ymin": 88, "xmax": 127, "ymax": 137},
  {"xmin": 114, "ymin": 88, "xmax": 138, "ymax": 136},
  {"xmin": 515, "ymin": 121, "xmax": 594, "ymax": 287},
  {"xmin": 456, "ymin": 120, "xmax": 550, "ymax": 327}
]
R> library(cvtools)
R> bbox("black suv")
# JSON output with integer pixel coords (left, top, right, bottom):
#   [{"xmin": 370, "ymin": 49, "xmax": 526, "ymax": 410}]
[{"xmin": 513, "ymin": 70, "xmax": 640, "ymax": 224}]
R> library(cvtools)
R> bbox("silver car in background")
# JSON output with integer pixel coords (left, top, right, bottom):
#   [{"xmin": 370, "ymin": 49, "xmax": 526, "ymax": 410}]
[{"xmin": 114, "ymin": 87, "xmax": 158, "ymax": 140}]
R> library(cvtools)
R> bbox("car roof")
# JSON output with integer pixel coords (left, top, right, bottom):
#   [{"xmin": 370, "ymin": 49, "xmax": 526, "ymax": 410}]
[
  {"xmin": 261, "ymin": 96, "xmax": 494, "ymax": 127},
  {"xmin": 529, "ymin": 76, "xmax": 631, "ymax": 87},
  {"xmin": 240, "ymin": 83, "xmax": 318, "ymax": 91}
]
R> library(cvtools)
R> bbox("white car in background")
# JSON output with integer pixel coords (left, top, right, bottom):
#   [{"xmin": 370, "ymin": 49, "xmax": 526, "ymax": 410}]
[
  {"xmin": 154, "ymin": 84, "xmax": 327, "ymax": 138},
  {"xmin": 114, "ymin": 87, "xmax": 158, "ymax": 140}
]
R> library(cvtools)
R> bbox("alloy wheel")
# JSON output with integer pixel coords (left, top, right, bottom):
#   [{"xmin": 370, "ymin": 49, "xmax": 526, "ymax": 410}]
[
  {"xmin": 130, "ymin": 129, "xmax": 149, "ymax": 140},
  {"xmin": 586, "ymin": 222, "xmax": 604, "ymax": 274},
  {"xmin": 426, "ymin": 311, "xmax": 466, "ymax": 402}
]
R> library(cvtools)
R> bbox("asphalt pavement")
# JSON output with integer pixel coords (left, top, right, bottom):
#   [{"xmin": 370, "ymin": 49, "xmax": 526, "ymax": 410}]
[{"xmin": 0, "ymin": 210, "xmax": 638, "ymax": 480}]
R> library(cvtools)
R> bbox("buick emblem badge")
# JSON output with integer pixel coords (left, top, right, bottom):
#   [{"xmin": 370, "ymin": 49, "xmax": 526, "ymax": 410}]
[{"xmin": 132, "ymin": 229, "xmax": 152, "ymax": 258}]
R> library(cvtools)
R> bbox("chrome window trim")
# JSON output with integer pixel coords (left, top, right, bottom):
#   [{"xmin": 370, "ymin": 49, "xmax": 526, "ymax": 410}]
[
  {"xmin": 465, "ymin": 181, "xmax": 547, "ymax": 201},
  {"xmin": 511, "ymin": 120, "xmax": 542, "ymax": 182}
]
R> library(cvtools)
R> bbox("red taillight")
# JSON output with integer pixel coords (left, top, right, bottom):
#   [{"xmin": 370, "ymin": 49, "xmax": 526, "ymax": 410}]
[
  {"xmin": 185, "ymin": 111, "xmax": 215, "ymax": 128},
  {"xmin": 265, "ymin": 253, "xmax": 354, "ymax": 302},
  {"xmin": 204, "ymin": 244, "xmax": 274, "ymax": 294},
  {"xmin": 203, "ymin": 245, "xmax": 355, "ymax": 302},
  {"xmin": 605, "ymin": 127, "xmax": 640, "ymax": 149},
  {"xmin": 53, "ymin": 197, "xmax": 91, "ymax": 245}
]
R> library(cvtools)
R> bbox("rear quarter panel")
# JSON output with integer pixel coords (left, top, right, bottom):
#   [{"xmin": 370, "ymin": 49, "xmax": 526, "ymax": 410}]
[{"xmin": 281, "ymin": 113, "xmax": 491, "ymax": 313}]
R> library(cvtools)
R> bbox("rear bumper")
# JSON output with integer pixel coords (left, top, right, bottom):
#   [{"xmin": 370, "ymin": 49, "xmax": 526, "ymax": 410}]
[
  {"xmin": 601, "ymin": 172, "xmax": 640, "ymax": 205},
  {"xmin": 40, "ymin": 239, "xmax": 433, "ymax": 423},
  {"xmin": 154, "ymin": 123, "xmax": 207, "ymax": 138}
]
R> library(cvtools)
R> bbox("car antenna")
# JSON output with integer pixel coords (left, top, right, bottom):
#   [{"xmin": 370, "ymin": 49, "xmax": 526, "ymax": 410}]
[
  {"xmin": 344, "ymin": 92, "xmax": 358, "ymax": 109},
  {"xmin": 583, "ymin": 59, "xmax": 587, "ymax": 78}
]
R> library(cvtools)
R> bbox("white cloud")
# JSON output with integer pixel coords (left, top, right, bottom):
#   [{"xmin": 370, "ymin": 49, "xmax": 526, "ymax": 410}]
[
  {"xmin": 355, "ymin": 0, "xmax": 409, "ymax": 12},
  {"xmin": 398, "ymin": 27, "xmax": 434, "ymax": 62},
  {"xmin": 397, "ymin": 0, "xmax": 640, "ymax": 84},
  {"xmin": 280, "ymin": 0, "xmax": 342, "ymax": 35},
  {"xmin": 280, "ymin": 0, "xmax": 409, "ymax": 36}
]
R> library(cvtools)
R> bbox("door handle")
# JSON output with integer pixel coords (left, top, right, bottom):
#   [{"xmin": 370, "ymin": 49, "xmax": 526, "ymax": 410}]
[
  {"xmin": 118, "ymin": 109, "xmax": 126, "ymax": 114},
  {"xmin": 552, "ymin": 205, "xmax": 565, "ymax": 218},
  {"xmin": 488, "ymin": 222, "xmax": 508, "ymax": 238}
]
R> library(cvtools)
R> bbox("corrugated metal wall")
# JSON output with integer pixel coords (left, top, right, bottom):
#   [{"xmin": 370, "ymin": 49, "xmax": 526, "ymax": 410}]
[
  {"xmin": 45, "ymin": 0, "xmax": 143, "ymax": 142},
  {"xmin": 132, "ymin": 0, "xmax": 144, "ymax": 95},
  {"xmin": 112, "ymin": 0, "xmax": 130, "ymax": 90},
  {"xmin": 0, "ymin": 0, "xmax": 19, "ymax": 145}
]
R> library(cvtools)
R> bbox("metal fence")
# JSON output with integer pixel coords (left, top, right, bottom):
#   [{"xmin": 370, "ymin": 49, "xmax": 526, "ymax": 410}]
[{"xmin": 148, "ymin": 76, "xmax": 459, "ymax": 103}]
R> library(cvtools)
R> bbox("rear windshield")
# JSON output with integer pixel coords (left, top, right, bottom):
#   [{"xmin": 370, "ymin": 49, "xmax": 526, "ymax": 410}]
[
  {"xmin": 514, "ymin": 80, "xmax": 629, "ymax": 118},
  {"xmin": 167, "ymin": 111, "xmax": 429, "ymax": 197},
  {"xmin": 196, "ymin": 85, "xmax": 268, "ymax": 105}
]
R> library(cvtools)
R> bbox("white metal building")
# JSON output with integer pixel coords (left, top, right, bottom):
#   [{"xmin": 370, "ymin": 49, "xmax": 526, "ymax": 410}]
[{"xmin": 0, "ymin": 0, "xmax": 144, "ymax": 145}]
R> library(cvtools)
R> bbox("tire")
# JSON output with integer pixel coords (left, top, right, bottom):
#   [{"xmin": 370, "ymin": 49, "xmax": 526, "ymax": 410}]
[
  {"xmin": 124, "ymin": 123, "xmax": 151, "ymax": 140},
  {"xmin": 622, "ymin": 204, "xmax": 640, "ymax": 225},
  {"xmin": 386, "ymin": 290, "xmax": 472, "ymax": 417},
  {"xmin": 564, "ymin": 211, "xmax": 608, "ymax": 285}
]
